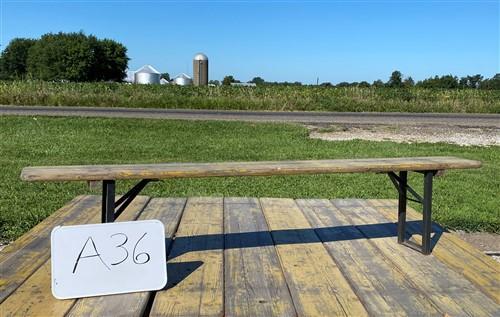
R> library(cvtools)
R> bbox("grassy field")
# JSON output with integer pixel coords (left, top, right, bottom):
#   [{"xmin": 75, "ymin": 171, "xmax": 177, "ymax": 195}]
[
  {"xmin": 1, "ymin": 80, "xmax": 499, "ymax": 113},
  {"xmin": 0, "ymin": 116, "xmax": 498, "ymax": 241}
]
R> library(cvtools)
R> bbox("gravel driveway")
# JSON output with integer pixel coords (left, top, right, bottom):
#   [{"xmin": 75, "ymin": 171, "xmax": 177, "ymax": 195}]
[{"xmin": 309, "ymin": 124, "xmax": 500, "ymax": 147}]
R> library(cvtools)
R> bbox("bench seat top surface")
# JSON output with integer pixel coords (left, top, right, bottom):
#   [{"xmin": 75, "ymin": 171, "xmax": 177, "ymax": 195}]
[{"xmin": 20, "ymin": 156, "xmax": 481, "ymax": 182}]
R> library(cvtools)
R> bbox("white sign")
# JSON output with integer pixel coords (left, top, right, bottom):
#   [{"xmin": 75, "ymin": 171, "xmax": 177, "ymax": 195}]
[{"xmin": 51, "ymin": 220, "xmax": 167, "ymax": 299}]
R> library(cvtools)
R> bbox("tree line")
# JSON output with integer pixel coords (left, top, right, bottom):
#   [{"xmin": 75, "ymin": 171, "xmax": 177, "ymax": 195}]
[
  {"xmin": 225, "ymin": 71, "xmax": 500, "ymax": 89},
  {"xmin": 0, "ymin": 32, "xmax": 128, "ymax": 82},
  {"xmin": 367, "ymin": 71, "xmax": 499, "ymax": 90}
]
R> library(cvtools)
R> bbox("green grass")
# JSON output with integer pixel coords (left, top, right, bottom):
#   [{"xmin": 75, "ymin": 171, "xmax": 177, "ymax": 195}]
[
  {"xmin": 0, "ymin": 116, "xmax": 498, "ymax": 242},
  {"xmin": 1, "ymin": 80, "xmax": 499, "ymax": 113}
]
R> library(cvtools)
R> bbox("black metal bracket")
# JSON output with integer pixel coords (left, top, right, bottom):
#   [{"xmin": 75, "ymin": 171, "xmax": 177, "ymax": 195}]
[
  {"xmin": 101, "ymin": 179, "xmax": 153, "ymax": 223},
  {"xmin": 387, "ymin": 170, "xmax": 437, "ymax": 255},
  {"xmin": 388, "ymin": 172, "xmax": 423, "ymax": 204}
]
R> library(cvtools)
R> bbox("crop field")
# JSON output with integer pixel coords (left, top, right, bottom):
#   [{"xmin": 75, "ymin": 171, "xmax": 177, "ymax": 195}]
[
  {"xmin": 1, "ymin": 116, "xmax": 498, "ymax": 242},
  {"xmin": 1, "ymin": 80, "xmax": 499, "ymax": 113}
]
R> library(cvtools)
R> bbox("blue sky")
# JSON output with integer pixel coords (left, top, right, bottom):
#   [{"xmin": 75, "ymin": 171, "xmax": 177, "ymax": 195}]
[{"xmin": 2, "ymin": 0, "xmax": 499, "ymax": 84}]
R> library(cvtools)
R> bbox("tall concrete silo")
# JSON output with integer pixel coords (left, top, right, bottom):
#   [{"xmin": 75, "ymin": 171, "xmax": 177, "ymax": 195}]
[{"xmin": 193, "ymin": 53, "xmax": 208, "ymax": 86}]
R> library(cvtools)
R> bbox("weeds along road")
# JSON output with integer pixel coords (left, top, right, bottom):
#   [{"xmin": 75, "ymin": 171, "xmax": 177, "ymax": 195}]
[{"xmin": 1, "ymin": 105, "xmax": 499, "ymax": 128}]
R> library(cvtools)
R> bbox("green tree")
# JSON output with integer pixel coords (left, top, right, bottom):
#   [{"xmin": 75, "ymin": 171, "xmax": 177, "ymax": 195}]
[
  {"xmin": 91, "ymin": 38, "xmax": 129, "ymax": 82},
  {"xmin": 459, "ymin": 77, "xmax": 469, "ymax": 88},
  {"xmin": 417, "ymin": 75, "xmax": 458, "ymax": 89},
  {"xmin": 27, "ymin": 32, "xmax": 95, "ymax": 81},
  {"xmin": 336, "ymin": 82, "xmax": 350, "ymax": 87},
  {"xmin": 26, "ymin": 32, "xmax": 128, "ymax": 82},
  {"xmin": 439, "ymin": 75, "xmax": 458, "ymax": 89},
  {"xmin": 358, "ymin": 81, "xmax": 370, "ymax": 88},
  {"xmin": 458, "ymin": 75, "xmax": 483, "ymax": 89},
  {"xmin": 0, "ymin": 38, "xmax": 37, "ymax": 79},
  {"xmin": 480, "ymin": 74, "xmax": 500, "ymax": 90},
  {"xmin": 403, "ymin": 77, "xmax": 415, "ymax": 87},
  {"xmin": 372, "ymin": 79, "xmax": 384, "ymax": 87},
  {"xmin": 249, "ymin": 76, "xmax": 265, "ymax": 85},
  {"xmin": 468, "ymin": 74, "xmax": 483, "ymax": 88},
  {"xmin": 160, "ymin": 73, "xmax": 170, "ymax": 81},
  {"xmin": 222, "ymin": 75, "xmax": 236, "ymax": 86},
  {"xmin": 387, "ymin": 70, "xmax": 403, "ymax": 87}
]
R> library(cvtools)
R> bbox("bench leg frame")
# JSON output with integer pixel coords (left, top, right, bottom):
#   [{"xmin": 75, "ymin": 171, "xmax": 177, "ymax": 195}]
[
  {"xmin": 101, "ymin": 173, "xmax": 436, "ymax": 254},
  {"xmin": 101, "ymin": 179, "xmax": 153, "ymax": 223},
  {"xmin": 389, "ymin": 170, "xmax": 436, "ymax": 255}
]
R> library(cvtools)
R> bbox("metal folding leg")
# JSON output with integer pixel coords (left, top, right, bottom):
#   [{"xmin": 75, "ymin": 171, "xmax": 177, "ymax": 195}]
[
  {"xmin": 397, "ymin": 171, "xmax": 407, "ymax": 243},
  {"xmin": 102, "ymin": 180, "xmax": 116, "ymax": 223},
  {"xmin": 422, "ymin": 171, "xmax": 433, "ymax": 254},
  {"xmin": 388, "ymin": 170, "xmax": 436, "ymax": 254},
  {"xmin": 100, "ymin": 179, "xmax": 152, "ymax": 223}
]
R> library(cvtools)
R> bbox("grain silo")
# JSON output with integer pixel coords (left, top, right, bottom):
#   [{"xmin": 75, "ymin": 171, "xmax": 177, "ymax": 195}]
[
  {"xmin": 172, "ymin": 73, "xmax": 193, "ymax": 86},
  {"xmin": 193, "ymin": 53, "xmax": 208, "ymax": 86},
  {"xmin": 134, "ymin": 65, "xmax": 161, "ymax": 84}
]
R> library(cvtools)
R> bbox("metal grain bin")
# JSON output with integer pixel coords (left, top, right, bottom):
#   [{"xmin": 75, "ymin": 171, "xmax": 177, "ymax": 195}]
[
  {"xmin": 193, "ymin": 53, "xmax": 208, "ymax": 86},
  {"xmin": 134, "ymin": 65, "xmax": 161, "ymax": 84},
  {"xmin": 172, "ymin": 73, "xmax": 193, "ymax": 86}
]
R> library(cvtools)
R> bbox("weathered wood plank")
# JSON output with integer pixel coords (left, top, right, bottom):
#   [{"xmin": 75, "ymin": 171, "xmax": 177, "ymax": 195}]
[
  {"xmin": 296, "ymin": 199, "xmax": 442, "ymax": 316},
  {"xmin": 370, "ymin": 199, "xmax": 500, "ymax": 304},
  {"xmin": 0, "ymin": 196, "xmax": 149, "ymax": 317},
  {"xmin": 0, "ymin": 195, "xmax": 87, "ymax": 262},
  {"xmin": 333, "ymin": 199, "xmax": 499, "ymax": 317},
  {"xmin": 21, "ymin": 156, "xmax": 481, "ymax": 181},
  {"xmin": 150, "ymin": 197, "xmax": 224, "ymax": 317},
  {"xmin": 67, "ymin": 198, "xmax": 186, "ymax": 317},
  {"xmin": 0, "ymin": 196, "xmax": 102, "ymax": 303},
  {"xmin": 224, "ymin": 197, "xmax": 296, "ymax": 317},
  {"xmin": 260, "ymin": 198, "xmax": 367, "ymax": 317}
]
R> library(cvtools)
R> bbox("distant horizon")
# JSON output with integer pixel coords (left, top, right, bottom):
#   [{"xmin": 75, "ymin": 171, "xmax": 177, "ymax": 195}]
[{"xmin": 2, "ymin": 1, "xmax": 499, "ymax": 84}]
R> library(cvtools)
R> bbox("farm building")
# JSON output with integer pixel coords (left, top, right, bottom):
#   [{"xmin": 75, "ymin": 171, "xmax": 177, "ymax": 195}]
[
  {"xmin": 134, "ymin": 65, "xmax": 161, "ymax": 84},
  {"xmin": 172, "ymin": 73, "xmax": 193, "ymax": 86},
  {"xmin": 230, "ymin": 82, "xmax": 257, "ymax": 87},
  {"xmin": 193, "ymin": 53, "xmax": 209, "ymax": 86}
]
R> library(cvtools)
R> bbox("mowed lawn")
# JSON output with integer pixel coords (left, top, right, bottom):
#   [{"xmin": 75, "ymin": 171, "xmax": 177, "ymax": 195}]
[{"xmin": 0, "ymin": 116, "xmax": 498, "ymax": 242}]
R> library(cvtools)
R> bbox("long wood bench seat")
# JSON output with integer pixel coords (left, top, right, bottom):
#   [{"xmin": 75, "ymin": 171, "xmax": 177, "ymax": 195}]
[
  {"xmin": 20, "ymin": 156, "xmax": 481, "ymax": 254},
  {"xmin": 21, "ymin": 156, "xmax": 480, "ymax": 181}
]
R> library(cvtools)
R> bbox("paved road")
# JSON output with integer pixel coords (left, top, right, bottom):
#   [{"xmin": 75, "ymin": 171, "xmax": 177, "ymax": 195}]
[{"xmin": 1, "ymin": 105, "xmax": 499, "ymax": 127}]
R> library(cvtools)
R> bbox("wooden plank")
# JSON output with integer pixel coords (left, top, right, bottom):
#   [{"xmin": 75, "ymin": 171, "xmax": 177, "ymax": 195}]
[
  {"xmin": 67, "ymin": 198, "xmax": 186, "ymax": 317},
  {"xmin": 332, "ymin": 199, "xmax": 499, "ymax": 317},
  {"xmin": 372, "ymin": 199, "xmax": 499, "ymax": 271},
  {"xmin": 370, "ymin": 199, "xmax": 500, "ymax": 304},
  {"xmin": 0, "ymin": 196, "xmax": 102, "ymax": 303},
  {"xmin": 296, "ymin": 199, "xmax": 442, "ymax": 316},
  {"xmin": 224, "ymin": 197, "xmax": 296, "ymax": 317},
  {"xmin": 259, "ymin": 198, "xmax": 367, "ymax": 317},
  {"xmin": 0, "ymin": 196, "xmax": 149, "ymax": 317},
  {"xmin": 0, "ymin": 195, "xmax": 87, "ymax": 261},
  {"xmin": 21, "ymin": 156, "xmax": 481, "ymax": 181},
  {"xmin": 150, "ymin": 197, "xmax": 224, "ymax": 317}
]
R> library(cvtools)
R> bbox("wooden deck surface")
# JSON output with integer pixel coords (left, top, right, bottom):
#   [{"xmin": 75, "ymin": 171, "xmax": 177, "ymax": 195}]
[{"xmin": 1, "ymin": 196, "xmax": 498, "ymax": 317}]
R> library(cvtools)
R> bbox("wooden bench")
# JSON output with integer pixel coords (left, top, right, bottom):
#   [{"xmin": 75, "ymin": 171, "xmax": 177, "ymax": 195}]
[{"xmin": 21, "ymin": 156, "xmax": 481, "ymax": 254}]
